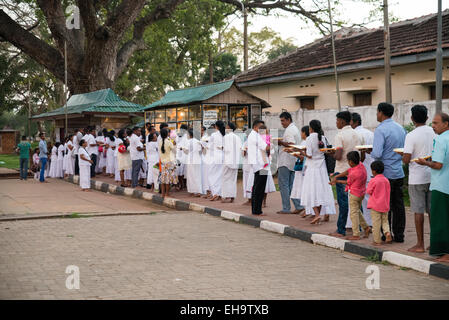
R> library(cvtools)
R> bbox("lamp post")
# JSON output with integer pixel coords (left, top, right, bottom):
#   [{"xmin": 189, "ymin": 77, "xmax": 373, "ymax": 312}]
[
  {"xmin": 436, "ymin": 0, "xmax": 443, "ymax": 113},
  {"xmin": 328, "ymin": 0, "xmax": 341, "ymax": 111},
  {"xmin": 64, "ymin": 41, "xmax": 68, "ymax": 139}
]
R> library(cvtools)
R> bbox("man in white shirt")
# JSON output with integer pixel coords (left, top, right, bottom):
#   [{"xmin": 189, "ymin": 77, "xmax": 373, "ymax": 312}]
[
  {"xmin": 276, "ymin": 112, "xmax": 305, "ymax": 215},
  {"xmin": 129, "ymin": 127, "xmax": 145, "ymax": 188},
  {"xmin": 348, "ymin": 112, "xmax": 374, "ymax": 228},
  {"xmin": 176, "ymin": 124, "xmax": 189, "ymax": 190},
  {"xmin": 248, "ymin": 120, "xmax": 269, "ymax": 216},
  {"xmin": 329, "ymin": 111, "xmax": 362, "ymax": 238},
  {"xmin": 402, "ymin": 105, "xmax": 436, "ymax": 253},
  {"xmin": 83, "ymin": 127, "xmax": 98, "ymax": 178}
]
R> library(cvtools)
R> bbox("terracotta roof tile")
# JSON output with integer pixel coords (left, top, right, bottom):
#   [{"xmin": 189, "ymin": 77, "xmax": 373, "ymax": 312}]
[{"xmin": 236, "ymin": 11, "xmax": 449, "ymax": 84}]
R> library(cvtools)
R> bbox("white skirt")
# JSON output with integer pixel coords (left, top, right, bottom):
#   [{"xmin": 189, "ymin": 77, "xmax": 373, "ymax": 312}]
[
  {"xmin": 300, "ymin": 159, "xmax": 336, "ymax": 215},
  {"xmin": 79, "ymin": 165, "xmax": 91, "ymax": 189},
  {"xmin": 242, "ymin": 168, "xmax": 251, "ymax": 199},
  {"xmin": 208, "ymin": 164, "xmax": 223, "ymax": 196},
  {"xmin": 187, "ymin": 164, "xmax": 203, "ymax": 194},
  {"xmin": 106, "ymin": 149, "xmax": 115, "ymax": 174},
  {"xmin": 221, "ymin": 166, "xmax": 238, "ymax": 198},
  {"xmin": 99, "ymin": 151, "xmax": 108, "ymax": 169},
  {"xmin": 56, "ymin": 158, "xmax": 64, "ymax": 178},
  {"xmin": 114, "ymin": 156, "xmax": 121, "ymax": 182},
  {"xmin": 147, "ymin": 160, "xmax": 158, "ymax": 185},
  {"xmin": 65, "ymin": 155, "xmax": 75, "ymax": 175},
  {"xmin": 125, "ymin": 168, "xmax": 132, "ymax": 180},
  {"xmin": 139, "ymin": 159, "xmax": 147, "ymax": 179},
  {"xmin": 49, "ymin": 157, "xmax": 58, "ymax": 178},
  {"xmin": 291, "ymin": 171, "xmax": 304, "ymax": 199},
  {"xmin": 245, "ymin": 167, "xmax": 275, "ymax": 195},
  {"xmin": 201, "ymin": 161, "xmax": 210, "ymax": 194},
  {"xmin": 63, "ymin": 154, "xmax": 68, "ymax": 172}
]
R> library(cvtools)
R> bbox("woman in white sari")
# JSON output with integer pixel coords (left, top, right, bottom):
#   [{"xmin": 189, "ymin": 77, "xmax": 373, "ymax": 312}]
[
  {"xmin": 208, "ymin": 121, "xmax": 225, "ymax": 201},
  {"xmin": 65, "ymin": 135, "xmax": 75, "ymax": 176},
  {"xmin": 183, "ymin": 128, "xmax": 203, "ymax": 196},
  {"xmin": 78, "ymin": 139, "xmax": 93, "ymax": 191},
  {"xmin": 299, "ymin": 120, "xmax": 336, "ymax": 224}
]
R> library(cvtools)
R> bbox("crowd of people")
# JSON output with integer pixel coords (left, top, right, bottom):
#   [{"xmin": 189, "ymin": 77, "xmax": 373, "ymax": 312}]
[{"xmin": 17, "ymin": 102, "xmax": 449, "ymax": 263}]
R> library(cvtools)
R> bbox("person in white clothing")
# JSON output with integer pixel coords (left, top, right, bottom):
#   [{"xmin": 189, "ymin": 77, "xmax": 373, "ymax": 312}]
[
  {"xmin": 183, "ymin": 128, "xmax": 203, "ymax": 196},
  {"xmin": 299, "ymin": 120, "xmax": 336, "ymax": 224},
  {"xmin": 83, "ymin": 127, "xmax": 99, "ymax": 178},
  {"xmin": 146, "ymin": 132, "xmax": 160, "ymax": 191},
  {"xmin": 49, "ymin": 143, "xmax": 58, "ymax": 178},
  {"xmin": 401, "ymin": 105, "xmax": 436, "ymax": 253},
  {"xmin": 56, "ymin": 142, "xmax": 64, "ymax": 178},
  {"xmin": 200, "ymin": 125, "xmax": 213, "ymax": 198},
  {"xmin": 208, "ymin": 121, "xmax": 225, "ymax": 201},
  {"xmin": 78, "ymin": 139, "xmax": 93, "ymax": 191},
  {"xmin": 291, "ymin": 126, "xmax": 311, "ymax": 217},
  {"xmin": 105, "ymin": 131, "xmax": 116, "ymax": 177},
  {"xmin": 176, "ymin": 124, "xmax": 189, "ymax": 190},
  {"xmin": 62, "ymin": 139, "xmax": 68, "ymax": 177},
  {"xmin": 129, "ymin": 127, "xmax": 145, "ymax": 188},
  {"xmin": 96, "ymin": 130, "xmax": 106, "ymax": 174},
  {"xmin": 346, "ymin": 112, "xmax": 374, "ymax": 228},
  {"xmin": 65, "ymin": 135, "xmax": 75, "ymax": 176},
  {"xmin": 221, "ymin": 122, "xmax": 242, "ymax": 203},
  {"xmin": 241, "ymin": 135, "xmax": 252, "ymax": 205}
]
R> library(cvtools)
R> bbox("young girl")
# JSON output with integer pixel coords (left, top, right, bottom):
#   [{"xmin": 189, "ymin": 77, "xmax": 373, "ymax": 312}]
[
  {"xmin": 65, "ymin": 135, "xmax": 75, "ymax": 177},
  {"xmin": 291, "ymin": 126, "xmax": 310, "ymax": 218},
  {"xmin": 124, "ymin": 128, "xmax": 133, "ymax": 185},
  {"xmin": 49, "ymin": 142, "xmax": 59, "ymax": 178},
  {"xmin": 299, "ymin": 120, "xmax": 336, "ymax": 224},
  {"xmin": 78, "ymin": 139, "xmax": 93, "ymax": 191},
  {"xmin": 63, "ymin": 137, "xmax": 69, "ymax": 177},
  {"xmin": 366, "ymin": 161, "xmax": 393, "ymax": 246},
  {"xmin": 146, "ymin": 132, "xmax": 160, "ymax": 191},
  {"xmin": 32, "ymin": 148, "xmax": 40, "ymax": 180},
  {"xmin": 99, "ymin": 129, "xmax": 108, "ymax": 174}
]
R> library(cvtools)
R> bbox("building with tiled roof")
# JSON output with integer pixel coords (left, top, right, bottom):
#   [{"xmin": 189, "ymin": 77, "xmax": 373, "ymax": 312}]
[{"xmin": 236, "ymin": 10, "xmax": 449, "ymax": 111}]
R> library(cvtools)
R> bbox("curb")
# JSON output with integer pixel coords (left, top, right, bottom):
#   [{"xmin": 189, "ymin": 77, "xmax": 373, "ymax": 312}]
[{"xmin": 62, "ymin": 176, "xmax": 449, "ymax": 281}]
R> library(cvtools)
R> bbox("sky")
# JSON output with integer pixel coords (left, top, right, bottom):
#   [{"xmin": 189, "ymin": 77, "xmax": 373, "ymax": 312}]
[{"xmin": 230, "ymin": 0, "xmax": 449, "ymax": 47}]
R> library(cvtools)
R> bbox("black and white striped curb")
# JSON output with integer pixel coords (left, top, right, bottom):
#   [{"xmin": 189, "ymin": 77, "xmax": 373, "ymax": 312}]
[{"xmin": 65, "ymin": 175, "xmax": 449, "ymax": 281}]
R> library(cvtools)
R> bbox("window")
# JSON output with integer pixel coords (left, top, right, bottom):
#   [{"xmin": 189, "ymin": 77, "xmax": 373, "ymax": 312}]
[
  {"xmin": 430, "ymin": 85, "xmax": 449, "ymax": 100},
  {"xmin": 166, "ymin": 108, "xmax": 177, "ymax": 122},
  {"xmin": 177, "ymin": 107, "xmax": 188, "ymax": 122},
  {"xmin": 229, "ymin": 106, "xmax": 248, "ymax": 130},
  {"xmin": 189, "ymin": 105, "xmax": 202, "ymax": 120},
  {"xmin": 300, "ymin": 98, "xmax": 315, "ymax": 110},
  {"xmin": 155, "ymin": 110, "xmax": 166, "ymax": 123},
  {"xmin": 353, "ymin": 92, "xmax": 372, "ymax": 107},
  {"xmin": 251, "ymin": 105, "xmax": 262, "ymax": 127}
]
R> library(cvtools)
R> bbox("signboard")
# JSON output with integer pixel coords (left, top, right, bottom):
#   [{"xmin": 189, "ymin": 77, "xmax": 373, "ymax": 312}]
[{"xmin": 203, "ymin": 110, "xmax": 218, "ymax": 128}]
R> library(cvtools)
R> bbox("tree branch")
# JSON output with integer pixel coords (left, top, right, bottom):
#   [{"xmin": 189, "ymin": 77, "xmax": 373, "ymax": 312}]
[{"xmin": 0, "ymin": 9, "xmax": 66, "ymax": 83}]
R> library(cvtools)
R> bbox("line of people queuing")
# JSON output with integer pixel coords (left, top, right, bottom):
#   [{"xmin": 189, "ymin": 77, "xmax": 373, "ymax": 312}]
[{"xmin": 28, "ymin": 102, "xmax": 449, "ymax": 262}]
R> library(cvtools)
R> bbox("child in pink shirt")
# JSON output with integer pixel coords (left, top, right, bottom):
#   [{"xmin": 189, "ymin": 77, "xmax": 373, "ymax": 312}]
[
  {"xmin": 330, "ymin": 151, "xmax": 370, "ymax": 240},
  {"xmin": 366, "ymin": 161, "xmax": 393, "ymax": 246}
]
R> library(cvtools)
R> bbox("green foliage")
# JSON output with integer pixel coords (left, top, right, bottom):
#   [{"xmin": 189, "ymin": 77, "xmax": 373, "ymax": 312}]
[
  {"xmin": 200, "ymin": 53, "xmax": 241, "ymax": 84},
  {"xmin": 403, "ymin": 123, "xmax": 415, "ymax": 133},
  {"xmin": 0, "ymin": 154, "xmax": 20, "ymax": 169}
]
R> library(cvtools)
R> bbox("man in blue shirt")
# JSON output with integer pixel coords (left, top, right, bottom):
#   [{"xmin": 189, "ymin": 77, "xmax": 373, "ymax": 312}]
[
  {"xmin": 366, "ymin": 103, "xmax": 406, "ymax": 243},
  {"xmin": 38, "ymin": 132, "xmax": 49, "ymax": 183}
]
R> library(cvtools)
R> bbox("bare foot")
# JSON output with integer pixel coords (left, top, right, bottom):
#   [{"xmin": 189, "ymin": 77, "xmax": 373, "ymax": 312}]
[
  {"xmin": 323, "ymin": 214, "xmax": 329, "ymax": 222},
  {"xmin": 408, "ymin": 245, "xmax": 425, "ymax": 253},
  {"xmin": 310, "ymin": 217, "xmax": 321, "ymax": 225},
  {"xmin": 372, "ymin": 242, "xmax": 383, "ymax": 247},
  {"xmin": 385, "ymin": 232, "xmax": 393, "ymax": 244},
  {"xmin": 435, "ymin": 255, "xmax": 449, "ymax": 263},
  {"xmin": 345, "ymin": 236, "xmax": 361, "ymax": 240}
]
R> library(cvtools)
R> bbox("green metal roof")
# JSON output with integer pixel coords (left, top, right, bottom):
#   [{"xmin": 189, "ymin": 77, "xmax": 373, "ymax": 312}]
[
  {"xmin": 32, "ymin": 88, "xmax": 143, "ymax": 119},
  {"xmin": 142, "ymin": 80, "xmax": 235, "ymax": 111}
]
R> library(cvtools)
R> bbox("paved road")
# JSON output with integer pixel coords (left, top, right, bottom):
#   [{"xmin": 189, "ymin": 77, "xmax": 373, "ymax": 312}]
[{"xmin": 1, "ymin": 211, "xmax": 448, "ymax": 300}]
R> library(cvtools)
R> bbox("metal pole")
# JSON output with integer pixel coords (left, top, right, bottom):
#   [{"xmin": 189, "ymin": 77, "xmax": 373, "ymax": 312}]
[
  {"xmin": 328, "ymin": 0, "xmax": 341, "ymax": 111},
  {"xmin": 28, "ymin": 79, "xmax": 31, "ymax": 140},
  {"xmin": 64, "ymin": 41, "xmax": 68, "ymax": 138},
  {"xmin": 383, "ymin": 0, "xmax": 392, "ymax": 103},
  {"xmin": 436, "ymin": 0, "xmax": 443, "ymax": 113},
  {"xmin": 243, "ymin": 6, "xmax": 248, "ymax": 71}
]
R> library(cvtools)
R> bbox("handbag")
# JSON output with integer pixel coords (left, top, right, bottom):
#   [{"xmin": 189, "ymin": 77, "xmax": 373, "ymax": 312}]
[
  {"xmin": 319, "ymin": 136, "xmax": 336, "ymax": 175},
  {"xmin": 294, "ymin": 158, "xmax": 304, "ymax": 171}
]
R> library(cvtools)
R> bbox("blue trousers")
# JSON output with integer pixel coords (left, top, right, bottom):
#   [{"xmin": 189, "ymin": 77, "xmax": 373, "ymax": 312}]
[
  {"xmin": 39, "ymin": 157, "xmax": 47, "ymax": 182},
  {"xmin": 335, "ymin": 173, "xmax": 349, "ymax": 235},
  {"xmin": 20, "ymin": 158, "xmax": 28, "ymax": 180},
  {"xmin": 278, "ymin": 166, "xmax": 304, "ymax": 212}
]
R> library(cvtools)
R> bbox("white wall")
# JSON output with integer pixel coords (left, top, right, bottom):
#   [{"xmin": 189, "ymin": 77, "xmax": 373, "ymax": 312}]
[{"xmin": 263, "ymin": 100, "xmax": 449, "ymax": 145}]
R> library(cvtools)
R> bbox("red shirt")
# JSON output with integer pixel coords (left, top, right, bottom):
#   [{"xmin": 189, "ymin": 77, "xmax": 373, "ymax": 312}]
[
  {"xmin": 366, "ymin": 174, "xmax": 391, "ymax": 213},
  {"xmin": 345, "ymin": 163, "xmax": 367, "ymax": 198}
]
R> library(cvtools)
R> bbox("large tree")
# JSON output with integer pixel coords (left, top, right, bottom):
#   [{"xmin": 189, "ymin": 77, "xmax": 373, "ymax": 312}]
[{"xmin": 0, "ymin": 0, "xmax": 337, "ymax": 94}]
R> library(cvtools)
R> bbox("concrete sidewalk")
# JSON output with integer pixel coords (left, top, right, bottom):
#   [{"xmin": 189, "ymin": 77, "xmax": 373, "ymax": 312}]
[
  {"xmin": 93, "ymin": 173, "xmax": 431, "ymax": 261},
  {"xmin": 0, "ymin": 179, "xmax": 165, "ymax": 218}
]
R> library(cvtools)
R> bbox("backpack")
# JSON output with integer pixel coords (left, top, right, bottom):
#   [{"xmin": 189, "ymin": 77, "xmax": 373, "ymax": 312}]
[{"xmin": 319, "ymin": 136, "xmax": 336, "ymax": 175}]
